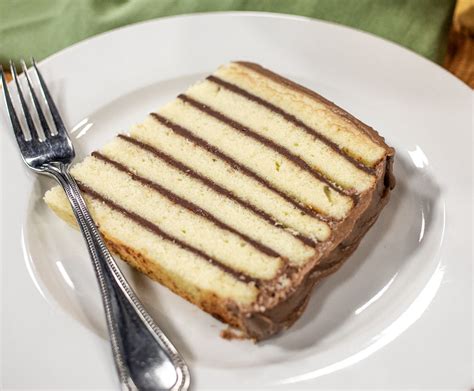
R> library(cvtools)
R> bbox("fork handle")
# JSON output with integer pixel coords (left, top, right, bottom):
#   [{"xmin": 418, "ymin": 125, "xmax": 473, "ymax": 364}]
[{"xmin": 45, "ymin": 162, "xmax": 190, "ymax": 391}]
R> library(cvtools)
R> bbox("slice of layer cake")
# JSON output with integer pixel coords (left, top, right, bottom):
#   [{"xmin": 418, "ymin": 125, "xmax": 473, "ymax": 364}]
[{"xmin": 45, "ymin": 62, "xmax": 395, "ymax": 340}]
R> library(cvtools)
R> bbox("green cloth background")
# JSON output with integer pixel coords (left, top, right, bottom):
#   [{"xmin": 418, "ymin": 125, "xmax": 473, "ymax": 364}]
[{"xmin": 0, "ymin": 0, "xmax": 455, "ymax": 66}]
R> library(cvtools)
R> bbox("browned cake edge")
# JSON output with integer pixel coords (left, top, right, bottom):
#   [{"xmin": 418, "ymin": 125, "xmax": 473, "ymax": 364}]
[{"xmin": 102, "ymin": 233, "xmax": 244, "ymax": 328}]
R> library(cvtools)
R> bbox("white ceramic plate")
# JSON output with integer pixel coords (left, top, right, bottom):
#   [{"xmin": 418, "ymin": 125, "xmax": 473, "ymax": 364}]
[{"xmin": 1, "ymin": 12, "xmax": 472, "ymax": 390}]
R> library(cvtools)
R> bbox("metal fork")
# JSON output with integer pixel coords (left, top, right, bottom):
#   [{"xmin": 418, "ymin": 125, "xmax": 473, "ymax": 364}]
[{"xmin": 1, "ymin": 60, "xmax": 190, "ymax": 391}]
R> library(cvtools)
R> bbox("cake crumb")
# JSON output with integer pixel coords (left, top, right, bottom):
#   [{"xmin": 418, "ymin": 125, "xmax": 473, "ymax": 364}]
[{"xmin": 220, "ymin": 327, "xmax": 248, "ymax": 341}]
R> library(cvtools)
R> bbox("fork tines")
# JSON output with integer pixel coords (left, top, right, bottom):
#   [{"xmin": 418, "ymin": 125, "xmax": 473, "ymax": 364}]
[{"xmin": 1, "ymin": 59, "xmax": 66, "ymax": 142}]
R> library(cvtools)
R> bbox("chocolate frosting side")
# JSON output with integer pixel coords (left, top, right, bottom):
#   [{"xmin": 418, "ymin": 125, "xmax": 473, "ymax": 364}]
[
  {"xmin": 215, "ymin": 61, "xmax": 397, "ymax": 340},
  {"xmin": 234, "ymin": 155, "xmax": 395, "ymax": 340},
  {"xmin": 234, "ymin": 153, "xmax": 395, "ymax": 341}
]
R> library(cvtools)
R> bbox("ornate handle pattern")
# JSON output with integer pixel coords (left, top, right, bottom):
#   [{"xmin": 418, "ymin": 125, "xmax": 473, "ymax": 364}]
[{"xmin": 45, "ymin": 162, "xmax": 190, "ymax": 391}]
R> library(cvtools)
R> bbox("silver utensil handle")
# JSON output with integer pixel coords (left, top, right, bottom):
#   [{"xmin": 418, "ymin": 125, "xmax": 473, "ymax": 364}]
[{"xmin": 45, "ymin": 162, "xmax": 190, "ymax": 391}]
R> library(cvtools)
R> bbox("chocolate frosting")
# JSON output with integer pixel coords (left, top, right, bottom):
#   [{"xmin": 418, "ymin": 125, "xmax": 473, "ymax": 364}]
[
  {"xmin": 237, "ymin": 156, "xmax": 394, "ymax": 340},
  {"xmin": 221, "ymin": 62, "xmax": 396, "ymax": 341}
]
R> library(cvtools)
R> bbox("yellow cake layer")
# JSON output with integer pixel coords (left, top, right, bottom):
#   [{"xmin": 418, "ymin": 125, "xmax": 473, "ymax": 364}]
[{"xmin": 214, "ymin": 62, "xmax": 386, "ymax": 167}]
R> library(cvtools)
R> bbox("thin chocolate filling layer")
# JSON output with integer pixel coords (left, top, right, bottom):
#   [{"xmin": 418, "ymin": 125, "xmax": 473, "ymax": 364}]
[
  {"xmin": 77, "ymin": 181, "xmax": 259, "ymax": 284},
  {"xmin": 207, "ymin": 75, "xmax": 375, "ymax": 175},
  {"xmin": 117, "ymin": 134, "xmax": 316, "ymax": 247},
  {"xmin": 91, "ymin": 151, "xmax": 282, "ymax": 259},
  {"xmin": 179, "ymin": 94, "xmax": 354, "ymax": 198},
  {"xmin": 150, "ymin": 112, "xmax": 335, "ymax": 223}
]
